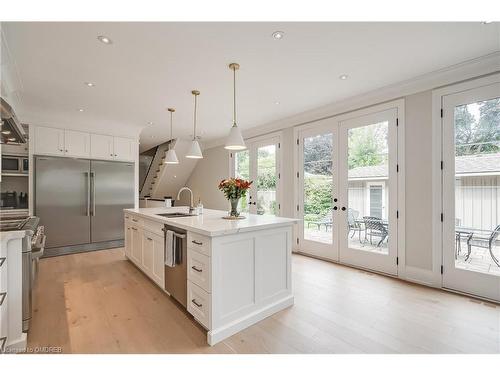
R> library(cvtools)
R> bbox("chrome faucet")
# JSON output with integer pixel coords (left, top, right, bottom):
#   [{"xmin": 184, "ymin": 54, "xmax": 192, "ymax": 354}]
[{"xmin": 177, "ymin": 186, "xmax": 197, "ymax": 215}]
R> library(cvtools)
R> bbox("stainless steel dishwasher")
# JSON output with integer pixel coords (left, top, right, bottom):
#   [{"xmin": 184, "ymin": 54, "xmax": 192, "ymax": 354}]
[{"xmin": 163, "ymin": 224, "xmax": 187, "ymax": 308}]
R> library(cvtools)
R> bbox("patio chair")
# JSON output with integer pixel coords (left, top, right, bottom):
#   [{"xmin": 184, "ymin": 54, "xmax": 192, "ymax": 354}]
[
  {"xmin": 363, "ymin": 216, "xmax": 388, "ymax": 247},
  {"xmin": 348, "ymin": 208, "xmax": 364, "ymax": 242},
  {"xmin": 307, "ymin": 209, "xmax": 333, "ymax": 231},
  {"xmin": 466, "ymin": 224, "xmax": 500, "ymax": 267}
]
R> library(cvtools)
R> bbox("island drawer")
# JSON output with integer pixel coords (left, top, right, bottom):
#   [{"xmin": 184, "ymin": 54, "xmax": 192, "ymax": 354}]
[
  {"xmin": 129, "ymin": 215, "xmax": 142, "ymax": 226},
  {"xmin": 142, "ymin": 218, "xmax": 164, "ymax": 236},
  {"xmin": 187, "ymin": 232, "xmax": 211, "ymax": 256},
  {"xmin": 187, "ymin": 249, "xmax": 211, "ymax": 292},
  {"xmin": 187, "ymin": 281, "xmax": 211, "ymax": 329}
]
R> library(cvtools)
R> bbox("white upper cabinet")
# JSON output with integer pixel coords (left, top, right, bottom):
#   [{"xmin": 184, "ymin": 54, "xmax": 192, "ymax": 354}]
[
  {"xmin": 64, "ymin": 130, "xmax": 90, "ymax": 158},
  {"xmin": 113, "ymin": 137, "xmax": 136, "ymax": 162},
  {"xmin": 33, "ymin": 126, "xmax": 136, "ymax": 162},
  {"xmin": 34, "ymin": 126, "xmax": 65, "ymax": 156},
  {"xmin": 90, "ymin": 134, "xmax": 114, "ymax": 160}
]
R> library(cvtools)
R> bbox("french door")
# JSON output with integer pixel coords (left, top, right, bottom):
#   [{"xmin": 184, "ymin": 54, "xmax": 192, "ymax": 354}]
[
  {"xmin": 338, "ymin": 109, "xmax": 398, "ymax": 275},
  {"xmin": 442, "ymin": 82, "xmax": 500, "ymax": 301},
  {"xmin": 296, "ymin": 107, "xmax": 399, "ymax": 275},
  {"xmin": 232, "ymin": 135, "xmax": 281, "ymax": 216}
]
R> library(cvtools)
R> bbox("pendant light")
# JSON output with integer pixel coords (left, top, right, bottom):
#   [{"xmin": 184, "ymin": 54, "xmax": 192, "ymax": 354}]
[
  {"xmin": 164, "ymin": 108, "xmax": 179, "ymax": 164},
  {"xmin": 224, "ymin": 62, "xmax": 246, "ymax": 150},
  {"xmin": 186, "ymin": 90, "xmax": 203, "ymax": 159}
]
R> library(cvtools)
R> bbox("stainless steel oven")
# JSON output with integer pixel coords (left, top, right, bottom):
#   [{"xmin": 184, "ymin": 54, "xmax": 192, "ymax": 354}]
[{"xmin": 1, "ymin": 155, "xmax": 29, "ymax": 175}]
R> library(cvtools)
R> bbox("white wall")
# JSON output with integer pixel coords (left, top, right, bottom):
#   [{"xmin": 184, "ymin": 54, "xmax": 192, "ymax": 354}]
[
  {"xmin": 185, "ymin": 146, "xmax": 231, "ymax": 211},
  {"xmin": 404, "ymin": 90, "xmax": 434, "ymax": 271}
]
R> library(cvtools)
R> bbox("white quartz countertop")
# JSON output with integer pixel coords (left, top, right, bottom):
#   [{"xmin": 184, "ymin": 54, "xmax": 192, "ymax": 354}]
[{"xmin": 124, "ymin": 207, "xmax": 299, "ymax": 237}]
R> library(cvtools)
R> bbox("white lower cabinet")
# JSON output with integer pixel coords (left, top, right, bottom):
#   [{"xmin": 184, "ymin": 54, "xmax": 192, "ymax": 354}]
[
  {"xmin": 125, "ymin": 214, "xmax": 164, "ymax": 289},
  {"xmin": 187, "ymin": 281, "xmax": 211, "ymax": 329},
  {"xmin": 130, "ymin": 225, "xmax": 143, "ymax": 265},
  {"xmin": 150, "ymin": 232, "xmax": 165, "ymax": 288}
]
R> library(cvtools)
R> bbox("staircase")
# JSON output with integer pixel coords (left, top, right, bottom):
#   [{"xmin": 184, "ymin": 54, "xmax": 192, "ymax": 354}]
[{"xmin": 140, "ymin": 139, "xmax": 200, "ymax": 200}]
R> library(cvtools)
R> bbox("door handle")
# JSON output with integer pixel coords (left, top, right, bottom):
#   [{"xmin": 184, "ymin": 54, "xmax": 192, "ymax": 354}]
[
  {"xmin": 191, "ymin": 266, "xmax": 203, "ymax": 273},
  {"xmin": 85, "ymin": 172, "xmax": 90, "ymax": 216},
  {"xmin": 0, "ymin": 257, "xmax": 5, "ymax": 267},
  {"xmin": 0, "ymin": 336, "xmax": 6, "ymax": 352},
  {"xmin": 191, "ymin": 240, "xmax": 203, "ymax": 246},
  {"xmin": 90, "ymin": 172, "xmax": 96, "ymax": 216},
  {"xmin": 0, "ymin": 292, "xmax": 6, "ymax": 306}
]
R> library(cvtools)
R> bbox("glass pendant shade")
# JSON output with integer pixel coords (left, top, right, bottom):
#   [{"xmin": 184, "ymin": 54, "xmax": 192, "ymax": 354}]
[
  {"xmin": 224, "ymin": 124, "xmax": 246, "ymax": 150},
  {"xmin": 164, "ymin": 148, "xmax": 179, "ymax": 164},
  {"xmin": 186, "ymin": 139, "xmax": 203, "ymax": 159}
]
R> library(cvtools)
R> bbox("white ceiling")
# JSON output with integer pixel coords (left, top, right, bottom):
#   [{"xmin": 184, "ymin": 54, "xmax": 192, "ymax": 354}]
[{"xmin": 2, "ymin": 22, "xmax": 499, "ymax": 151}]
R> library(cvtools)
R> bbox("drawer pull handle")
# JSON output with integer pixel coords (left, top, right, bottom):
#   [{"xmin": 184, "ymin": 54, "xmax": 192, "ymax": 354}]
[
  {"xmin": 147, "ymin": 237, "xmax": 153, "ymax": 241},
  {"xmin": 132, "ymin": 219, "xmax": 138, "ymax": 222},
  {"xmin": 191, "ymin": 299, "xmax": 203, "ymax": 308},
  {"xmin": 191, "ymin": 266, "xmax": 203, "ymax": 273},
  {"xmin": 191, "ymin": 240, "xmax": 203, "ymax": 246},
  {"xmin": 0, "ymin": 292, "xmax": 6, "ymax": 306},
  {"xmin": 0, "ymin": 336, "xmax": 6, "ymax": 352},
  {"xmin": 132, "ymin": 227, "xmax": 138, "ymax": 231},
  {"xmin": 0, "ymin": 257, "xmax": 5, "ymax": 267}
]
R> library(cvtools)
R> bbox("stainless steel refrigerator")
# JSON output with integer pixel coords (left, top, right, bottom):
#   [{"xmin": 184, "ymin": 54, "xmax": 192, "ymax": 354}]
[{"xmin": 35, "ymin": 156, "xmax": 134, "ymax": 255}]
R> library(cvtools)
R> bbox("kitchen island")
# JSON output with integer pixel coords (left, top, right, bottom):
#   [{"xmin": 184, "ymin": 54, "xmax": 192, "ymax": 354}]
[{"xmin": 123, "ymin": 207, "xmax": 298, "ymax": 346}]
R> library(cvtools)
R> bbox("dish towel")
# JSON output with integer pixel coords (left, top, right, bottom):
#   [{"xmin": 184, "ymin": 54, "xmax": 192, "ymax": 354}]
[{"xmin": 165, "ymin": 230, "xmax": 176, "ymax": 267}]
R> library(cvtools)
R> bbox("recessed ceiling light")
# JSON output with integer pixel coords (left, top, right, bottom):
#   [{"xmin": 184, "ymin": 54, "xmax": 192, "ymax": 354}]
[
  {"xmin": 339, "ymin": 74, "xmax": 349, "ymax": 80},
  {"xmin": 8, "ymin": 138, "xmax": 16, "ymax": 142},
  {"xmin": 97, "ymin": 35, "xmax": 113, "ymax": 44},
  {"xmin": 84, "ymin": 82, "xmax": 95, "ymax": 87},
  {"xmin": 79, "ymin": 109, "xmax": 84, "ymax": 112},
  {"xmin": 147, "ymin": 121, "xmax": 153, "ymax": 125},
  {"xmin": 482, "ymin": 21, "xmax": 493, "ymax": 24},
  {"xmin": 272, "ymin": 31, "xmax": 284, "ymax": 40},
  {"xmin": 2, "ymin": 130, "xmax": 11, "ymax": 135},
  {"xmin": 274, "ymin": 101, "xmax": 280, "ymax": 105}
]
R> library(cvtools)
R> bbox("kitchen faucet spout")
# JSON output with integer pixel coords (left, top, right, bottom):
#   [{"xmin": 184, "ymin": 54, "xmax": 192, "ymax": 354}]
[{"xmin": 177, "ymin": 187, "xmax": 196, "ymax": 215}]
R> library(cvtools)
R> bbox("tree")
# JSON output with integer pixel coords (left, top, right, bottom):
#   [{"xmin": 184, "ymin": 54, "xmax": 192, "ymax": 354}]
[
  {"xmin": 455, "ymin": 98, "xmax": 500, "ymax": 156},
  {"xmin": 348, "ymin": 123, "xmax": 387, "ymax": 169}
]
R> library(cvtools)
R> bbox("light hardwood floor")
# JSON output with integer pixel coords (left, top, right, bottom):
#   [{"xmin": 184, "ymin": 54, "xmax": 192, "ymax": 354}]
[{"xmin": 27, "ymin": 248, "xmax": 500, "ymax": 354}]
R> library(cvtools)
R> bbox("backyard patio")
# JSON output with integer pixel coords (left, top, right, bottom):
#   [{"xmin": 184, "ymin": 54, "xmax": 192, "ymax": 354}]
[{"xmin": 304, "ymin": 225, "xmax": 500, "ymax": 276}]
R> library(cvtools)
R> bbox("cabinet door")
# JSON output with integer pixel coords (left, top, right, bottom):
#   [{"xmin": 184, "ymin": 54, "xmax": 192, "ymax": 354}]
[
  {"xmin": 90, "ymin": 134, "xmax": 114, "ymax": 160},
  {"xmin": 130, "ymin": 226, "xmax": 143, "ymax": 266},
  {"xmin": 124, "ymin": 224, "xmax": 132, "ymax": 258},
  {"xmin": 142, "ymin": 231, "xmax": 154, "ymax": 276},
  {"xmin": 113, "ymin": 137, "xmax": 136, "ymax": 162},
  {"xmin": 34, "ymin": 126, "xmax": 65, "ymax": 156},
  {"xmin": 64, "ymin": 130, "xmax": 90, "ymax": 158},
  {"xmin": 151, "ymin": 232, "xmax": 165, "ymax": 288}
]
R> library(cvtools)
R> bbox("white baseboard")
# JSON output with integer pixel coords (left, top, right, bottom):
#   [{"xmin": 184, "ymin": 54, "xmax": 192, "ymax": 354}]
[
  {"xmin": 207, "ymin": 295, "xmax": 294, "ymax": 346},
  {"xmin": 400, "ymin": 265, "xmax": 441, "ymax": 288}
]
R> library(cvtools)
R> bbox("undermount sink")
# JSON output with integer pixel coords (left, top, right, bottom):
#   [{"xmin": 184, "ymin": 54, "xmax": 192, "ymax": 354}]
[{"xmin": 156, "ymin": 212, "xmax": 196, "ymax": 218}]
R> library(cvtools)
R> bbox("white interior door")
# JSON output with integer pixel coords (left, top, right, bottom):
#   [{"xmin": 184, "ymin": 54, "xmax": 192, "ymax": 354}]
[
  {"xmin": 296, "ymin": 119, "xmax": 339, "ymax": 261},
  {"xmin": 442, "ymin": 82, "xmax": 500, "ymax": 301},
  {"xmin": 231, "ymin": 134, "xmax": 281, "ymax": 216},
  {"xmin": 338, "ymin": 108, "xmax": 399, "ymax": 275}
]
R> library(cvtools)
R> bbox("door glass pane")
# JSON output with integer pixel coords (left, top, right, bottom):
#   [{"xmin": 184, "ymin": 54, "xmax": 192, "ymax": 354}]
[
  {"xmin": 454, "ymin": 97, "xmax": 500, "ymax": 276},
  {"xmin": 303, "ymin": 133, "xmax": 333, "ymax": 244},
  {"xmin": 347, "ymin": 121, "xmax": 389, "ymax": 253},
  {"xmin": 256, "ymin": 144, "xmax": 277, "ymax": 215},
  {"xmin": 234, "ymin": 150, "xmax": 250, "ymax": 213}
]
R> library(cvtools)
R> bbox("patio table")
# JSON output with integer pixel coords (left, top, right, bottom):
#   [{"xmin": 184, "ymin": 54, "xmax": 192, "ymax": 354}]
[{"xmin": 455, "ymin": 226, "xmax": 496, "ymax": 262}]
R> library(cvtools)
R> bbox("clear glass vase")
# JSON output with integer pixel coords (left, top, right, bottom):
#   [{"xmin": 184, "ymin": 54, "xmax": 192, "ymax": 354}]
[{"xmin": 229, "ymin": 198, "xmax": 240, "ymax": 217}]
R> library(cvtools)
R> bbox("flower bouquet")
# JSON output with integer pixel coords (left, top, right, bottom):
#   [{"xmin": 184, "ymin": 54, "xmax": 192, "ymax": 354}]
[{"xmin": 218, "ymin": 178, "xmax": 252, "ymax": 217}]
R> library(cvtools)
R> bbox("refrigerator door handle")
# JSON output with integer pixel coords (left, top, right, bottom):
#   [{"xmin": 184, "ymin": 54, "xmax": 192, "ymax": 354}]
[
  {"xmin": 90, "ymin": 171, "xmax": 96, "ymax": 216},
  {"xmin": 85, "ymin": 172, "xmax": 90, "ymax": 216}
]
